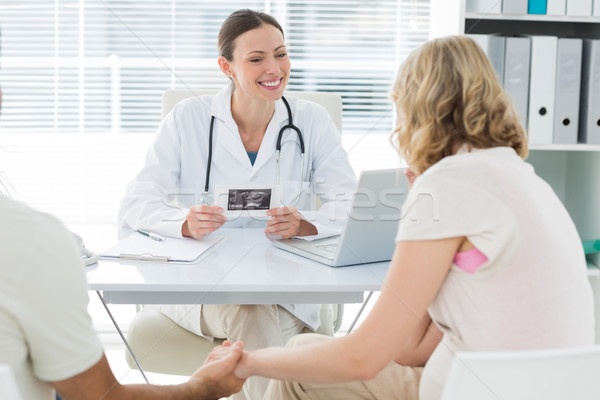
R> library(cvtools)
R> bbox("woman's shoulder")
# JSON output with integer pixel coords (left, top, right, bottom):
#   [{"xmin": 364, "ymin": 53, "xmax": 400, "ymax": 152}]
[
  {"xmin": 419, "ymin": 153, "xmax": 478, "ymax": 183},
  {"xmin": 425, "ymin": 147, "xmax": 519, "ymax": 178}
]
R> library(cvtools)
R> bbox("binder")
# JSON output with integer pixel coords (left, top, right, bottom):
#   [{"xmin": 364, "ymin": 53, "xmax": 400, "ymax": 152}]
[
  {"xmin": 567, "ymin": 0, "xmax": 592, "ymax": 16},
  {"xmin": 547, "ymin": 0, "xmax": 566, "ymax": 14},
  {"xmin": 503, "ymin": 0, "xmax": 528, "ymax": 14},
  {"xmin": 528, "ymin": 36, "xmax": 558, "ymax": 145},
  {"xmin": 528, "ymin": 0, "xmax": 548, "ymax": 14},
  {"xmin": 578, "ymin": 39, "xmax": 600, "ymax": 145},
  {"xmin": 553, "ymin": 38, "xmax": 583, "ymax": 144},
  {"xmin": 100, "ymin": 232, "xmax": 225, "ymax": 263},
  {"xmin": 468, "ymin": 34, "xmax": 506, "ymax": 85},
  {"xmin": 466, "ymin": 0, "xmax": 502, "ymax": 13},
  {"xmin": 594, "ymin": 0, "xmax": 600, "ymax": 16},
  {"xmin": 503, "ymin": 36, "xmax": 531, "ymax": 129}
]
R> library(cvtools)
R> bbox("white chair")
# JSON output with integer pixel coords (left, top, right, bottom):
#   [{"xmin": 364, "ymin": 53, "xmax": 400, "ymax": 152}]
[
  {"xmin": 0, "ymin": 365, "xmax": 22, "ymax": 400},
  {"xmin": 440, "ymin": 345, "xmax": 600, "ymax": 400},
  {"xmin": 124, "ymin": 88, "xmax": 345, "ymax": 376}
]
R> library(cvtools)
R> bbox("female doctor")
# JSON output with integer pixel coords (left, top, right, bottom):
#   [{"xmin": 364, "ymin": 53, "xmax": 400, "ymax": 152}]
[{"xmin": 118, "ymin": 9, "xmax": 357, "ymax": 400}]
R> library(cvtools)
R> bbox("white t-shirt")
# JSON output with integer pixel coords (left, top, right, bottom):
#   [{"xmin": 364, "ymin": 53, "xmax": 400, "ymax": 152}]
[
  {"xmin": 396, "ymin": 147, "xmax": 595, "ymax": 400},
  {"xmin": 0, "ymin": 196, "xmax": 104, "ymax": 400}
]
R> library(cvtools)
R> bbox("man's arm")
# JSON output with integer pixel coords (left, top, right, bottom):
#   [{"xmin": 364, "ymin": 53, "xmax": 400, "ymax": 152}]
[{"xmin": 51, "ymin": 342, "xmax": 245, "ymax": 400}]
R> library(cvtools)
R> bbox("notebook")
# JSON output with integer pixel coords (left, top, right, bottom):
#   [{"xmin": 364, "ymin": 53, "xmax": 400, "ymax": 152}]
[{"xmin": 274, "ymin": 168, "xmax": 408, "ymax": 267}]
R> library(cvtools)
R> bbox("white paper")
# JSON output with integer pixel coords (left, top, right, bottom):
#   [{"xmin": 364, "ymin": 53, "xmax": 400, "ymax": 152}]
[{"xmin": 100, "ymin": 232, "xmax": 225, "ymax": 263}]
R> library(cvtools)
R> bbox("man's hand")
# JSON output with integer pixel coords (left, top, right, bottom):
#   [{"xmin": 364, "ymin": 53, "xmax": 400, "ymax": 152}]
[
  {"xmin": 183, "ymin": 204, "xmax": 227, "ymax": 239},
  {"xmin": 189, "ymin": 341, "xmax": 246, "ymax": 399},
  {"xmin": 265, "ymin": 206, "xmax": 317, "ymax": 240}
]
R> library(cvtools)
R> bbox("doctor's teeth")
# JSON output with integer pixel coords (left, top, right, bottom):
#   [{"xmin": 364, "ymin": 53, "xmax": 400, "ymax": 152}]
[{"xmin": 262, "ymin": 80, "xmax": 280, "ymax": 87}]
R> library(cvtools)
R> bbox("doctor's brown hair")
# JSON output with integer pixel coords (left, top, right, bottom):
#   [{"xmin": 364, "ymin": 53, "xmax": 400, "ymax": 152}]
[
  {"xmin": 391, "ymin": 35, "xmax": 528, "ymax": 175},
  {"xmin": 218, "ymin": 9, "xmax": 285, "ymax": 61}
]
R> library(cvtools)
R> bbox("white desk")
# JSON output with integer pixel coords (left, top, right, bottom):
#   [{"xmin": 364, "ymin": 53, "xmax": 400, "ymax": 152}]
[
  {"xmin": 87, "ymin": 228, "xmax": 390, "ymax": 306},
  {"xmin": 87, "ymin": 228, "xmax": 390, "ymax": 382}
]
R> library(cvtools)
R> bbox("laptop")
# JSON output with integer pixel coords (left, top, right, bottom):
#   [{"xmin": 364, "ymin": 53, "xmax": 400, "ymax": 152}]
[{"xmin": 274, "ymin": 168, "xmax": 408, "ymax": 267}]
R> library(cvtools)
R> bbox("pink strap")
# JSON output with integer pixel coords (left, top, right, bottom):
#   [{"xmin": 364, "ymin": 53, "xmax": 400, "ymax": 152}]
[{"xmin": 453, "ymin": 247, "xmax": 488, "ymax": 274}]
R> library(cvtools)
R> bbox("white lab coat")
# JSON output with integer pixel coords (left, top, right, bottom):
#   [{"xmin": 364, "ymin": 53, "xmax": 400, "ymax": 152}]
[{"xmin": 118, "ymin": 84, "xmax": 357, "ymax": 331}]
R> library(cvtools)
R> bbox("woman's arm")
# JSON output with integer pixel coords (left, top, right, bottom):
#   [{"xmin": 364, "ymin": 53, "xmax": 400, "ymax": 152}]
[
  {"xmin": 236, "ymin": 236, "xmax": 462, "ymax": 383},
  {"xmin": 394, "ymin": 312, "xmax": 443, "ymax": 367}
]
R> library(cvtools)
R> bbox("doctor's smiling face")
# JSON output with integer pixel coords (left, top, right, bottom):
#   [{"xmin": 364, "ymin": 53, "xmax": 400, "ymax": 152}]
[{"xmin": 217, "ymin": 10, "xmax": 290, "ymax": 103}]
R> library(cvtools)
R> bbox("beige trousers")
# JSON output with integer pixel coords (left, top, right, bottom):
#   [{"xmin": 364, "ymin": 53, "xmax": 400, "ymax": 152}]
[
  {"xmin": 264, "ymin": 333, "xmax": 423, "ymax": 400},
  {"xmin": 201, "ymin": 304, "xmax": 308, "ymax": 400}
]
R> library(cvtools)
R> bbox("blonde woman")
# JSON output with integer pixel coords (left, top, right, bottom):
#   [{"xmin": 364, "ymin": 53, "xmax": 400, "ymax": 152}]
[{"xmin": 228, "ymin": 35, "xmax": 595, "ymax": 400}]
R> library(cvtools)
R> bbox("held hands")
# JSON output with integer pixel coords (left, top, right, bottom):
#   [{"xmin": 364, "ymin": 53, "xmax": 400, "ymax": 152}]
[
  {"xmin": 190, "ymin": 340, "xmax": 246, "ymax": 399},
  {"xmin": 265, "ymin": 206, "xmax": 317, "ymax": 240},
  {"xmin": 183, "ymin": 204, "xmax": 227, "ymax": 239},
  {"xmin": 233, "ymin": 350, "xmax": 252, "ymax": 381}
]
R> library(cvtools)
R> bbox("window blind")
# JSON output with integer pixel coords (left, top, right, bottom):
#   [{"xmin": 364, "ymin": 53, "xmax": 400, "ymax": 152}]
[{"xmin": 0, "ymin": 0, "xmax": 431, "ymax": 225}]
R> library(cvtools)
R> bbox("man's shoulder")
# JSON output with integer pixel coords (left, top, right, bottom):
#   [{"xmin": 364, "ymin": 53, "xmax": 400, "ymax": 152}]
[{"xmin": 0, "ymin": 196, "xmax": 69, "ymax": 245}]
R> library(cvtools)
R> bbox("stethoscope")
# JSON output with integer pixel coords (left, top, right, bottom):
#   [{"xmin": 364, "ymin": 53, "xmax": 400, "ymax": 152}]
[{"xmin": 202, "ymin": 96, "xmax": 306, "ymax": 206}]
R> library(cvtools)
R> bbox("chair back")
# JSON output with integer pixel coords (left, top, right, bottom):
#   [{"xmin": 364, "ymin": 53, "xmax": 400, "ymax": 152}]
[
  {"xmin": 0, "ymin": 365, "xmax": 22, "ymax": 400},
  {"xmin": 441, "ymin": 346, "xmax": 600, "ymax": 400},
  {"xmin": 161, "ymin": 89, "xmax": 343, "ymax": 133}
]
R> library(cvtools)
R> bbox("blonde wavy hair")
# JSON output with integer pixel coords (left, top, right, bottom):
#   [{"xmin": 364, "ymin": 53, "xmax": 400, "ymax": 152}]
[{"xmin": 391, "ymin": 35, "xmax": 528, "ymax": 175}]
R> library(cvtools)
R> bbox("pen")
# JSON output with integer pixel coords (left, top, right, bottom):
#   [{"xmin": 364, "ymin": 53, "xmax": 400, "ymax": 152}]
[{"xmin": 136, "ymin": 229, "xmax": 166, "ymax": 242}]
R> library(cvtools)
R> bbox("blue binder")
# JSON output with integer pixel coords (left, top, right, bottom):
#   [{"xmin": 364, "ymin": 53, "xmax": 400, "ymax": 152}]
[{"xmin": 528, "ymin": 0, "xmax": 548, "ymax": 14}]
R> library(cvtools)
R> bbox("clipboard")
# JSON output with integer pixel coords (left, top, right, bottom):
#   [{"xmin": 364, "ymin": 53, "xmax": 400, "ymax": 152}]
[{"xmin": 100, "ymin": 233, "xmax": 225, "ymax": 264}]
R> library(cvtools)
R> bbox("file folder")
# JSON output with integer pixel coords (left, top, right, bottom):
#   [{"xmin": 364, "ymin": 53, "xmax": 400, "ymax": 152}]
[
  {"xmin": 504, "ymin": 36, "xmax": 531, "ymax": 129},
  {"xmin": 553, "ymin": 38, "xmax": 583, "ymax": 145},
  {"xmin": 567, "ymin": 0, "xmax": 592, "ymax": 16},
  {"xmin": 466, "ymin": 0, "xmax": 502, "ymax": 13},
  {"xmin": 547, "ymin": 0, "xmax": 566, "ymax": 14},
  {"xmin": 100, "ymin": 232, "xmax": 225, "ymax": 263},
  {"xmin": 578, "ymin": 39, "xmax": 600, "ymax": 145},
  {"xmin": 468, "ymin": 34, "xmax": 506, "ymax": 85},
  {"xmin": 528, "ymin": 36, "xmax": 558, "ymax": 145},
  {"xmin": 503, "ymin": 0, "xmax": 528, "ymax": 14},
  {"xmin": 528, "ymin": 0, "xmax": 548, "ymax": 14}
]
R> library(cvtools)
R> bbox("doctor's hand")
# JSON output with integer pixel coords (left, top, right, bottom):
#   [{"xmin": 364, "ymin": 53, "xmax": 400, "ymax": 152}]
[
  {"xmin": 265, "ymin": 206, "xmax": 317, "ymax": 240},
  {"xmin": 189, "ymin": 340, "xmax": 246, "ymax": 399},
  {"xmin": 182, "ymin": 205, "xmax": 227, "ymax": 240}
]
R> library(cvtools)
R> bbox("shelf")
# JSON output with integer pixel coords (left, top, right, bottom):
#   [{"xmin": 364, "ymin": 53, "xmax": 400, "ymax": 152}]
[
  {"xmin": 529, "ymin": 144, "xmax": 600, "ymax": 152},
  {"xmin": 465, "ymin": 17, "xmax": 600, "ymax": 38},
  {"xmin": 465, "ymin": 13, "xmax": 600, "ymax": 24}
]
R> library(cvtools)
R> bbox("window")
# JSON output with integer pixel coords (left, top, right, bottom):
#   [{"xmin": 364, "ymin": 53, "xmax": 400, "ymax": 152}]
[{"xmin": 0, "ymin": 0, "xmax": 431, "ymax": 226}]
